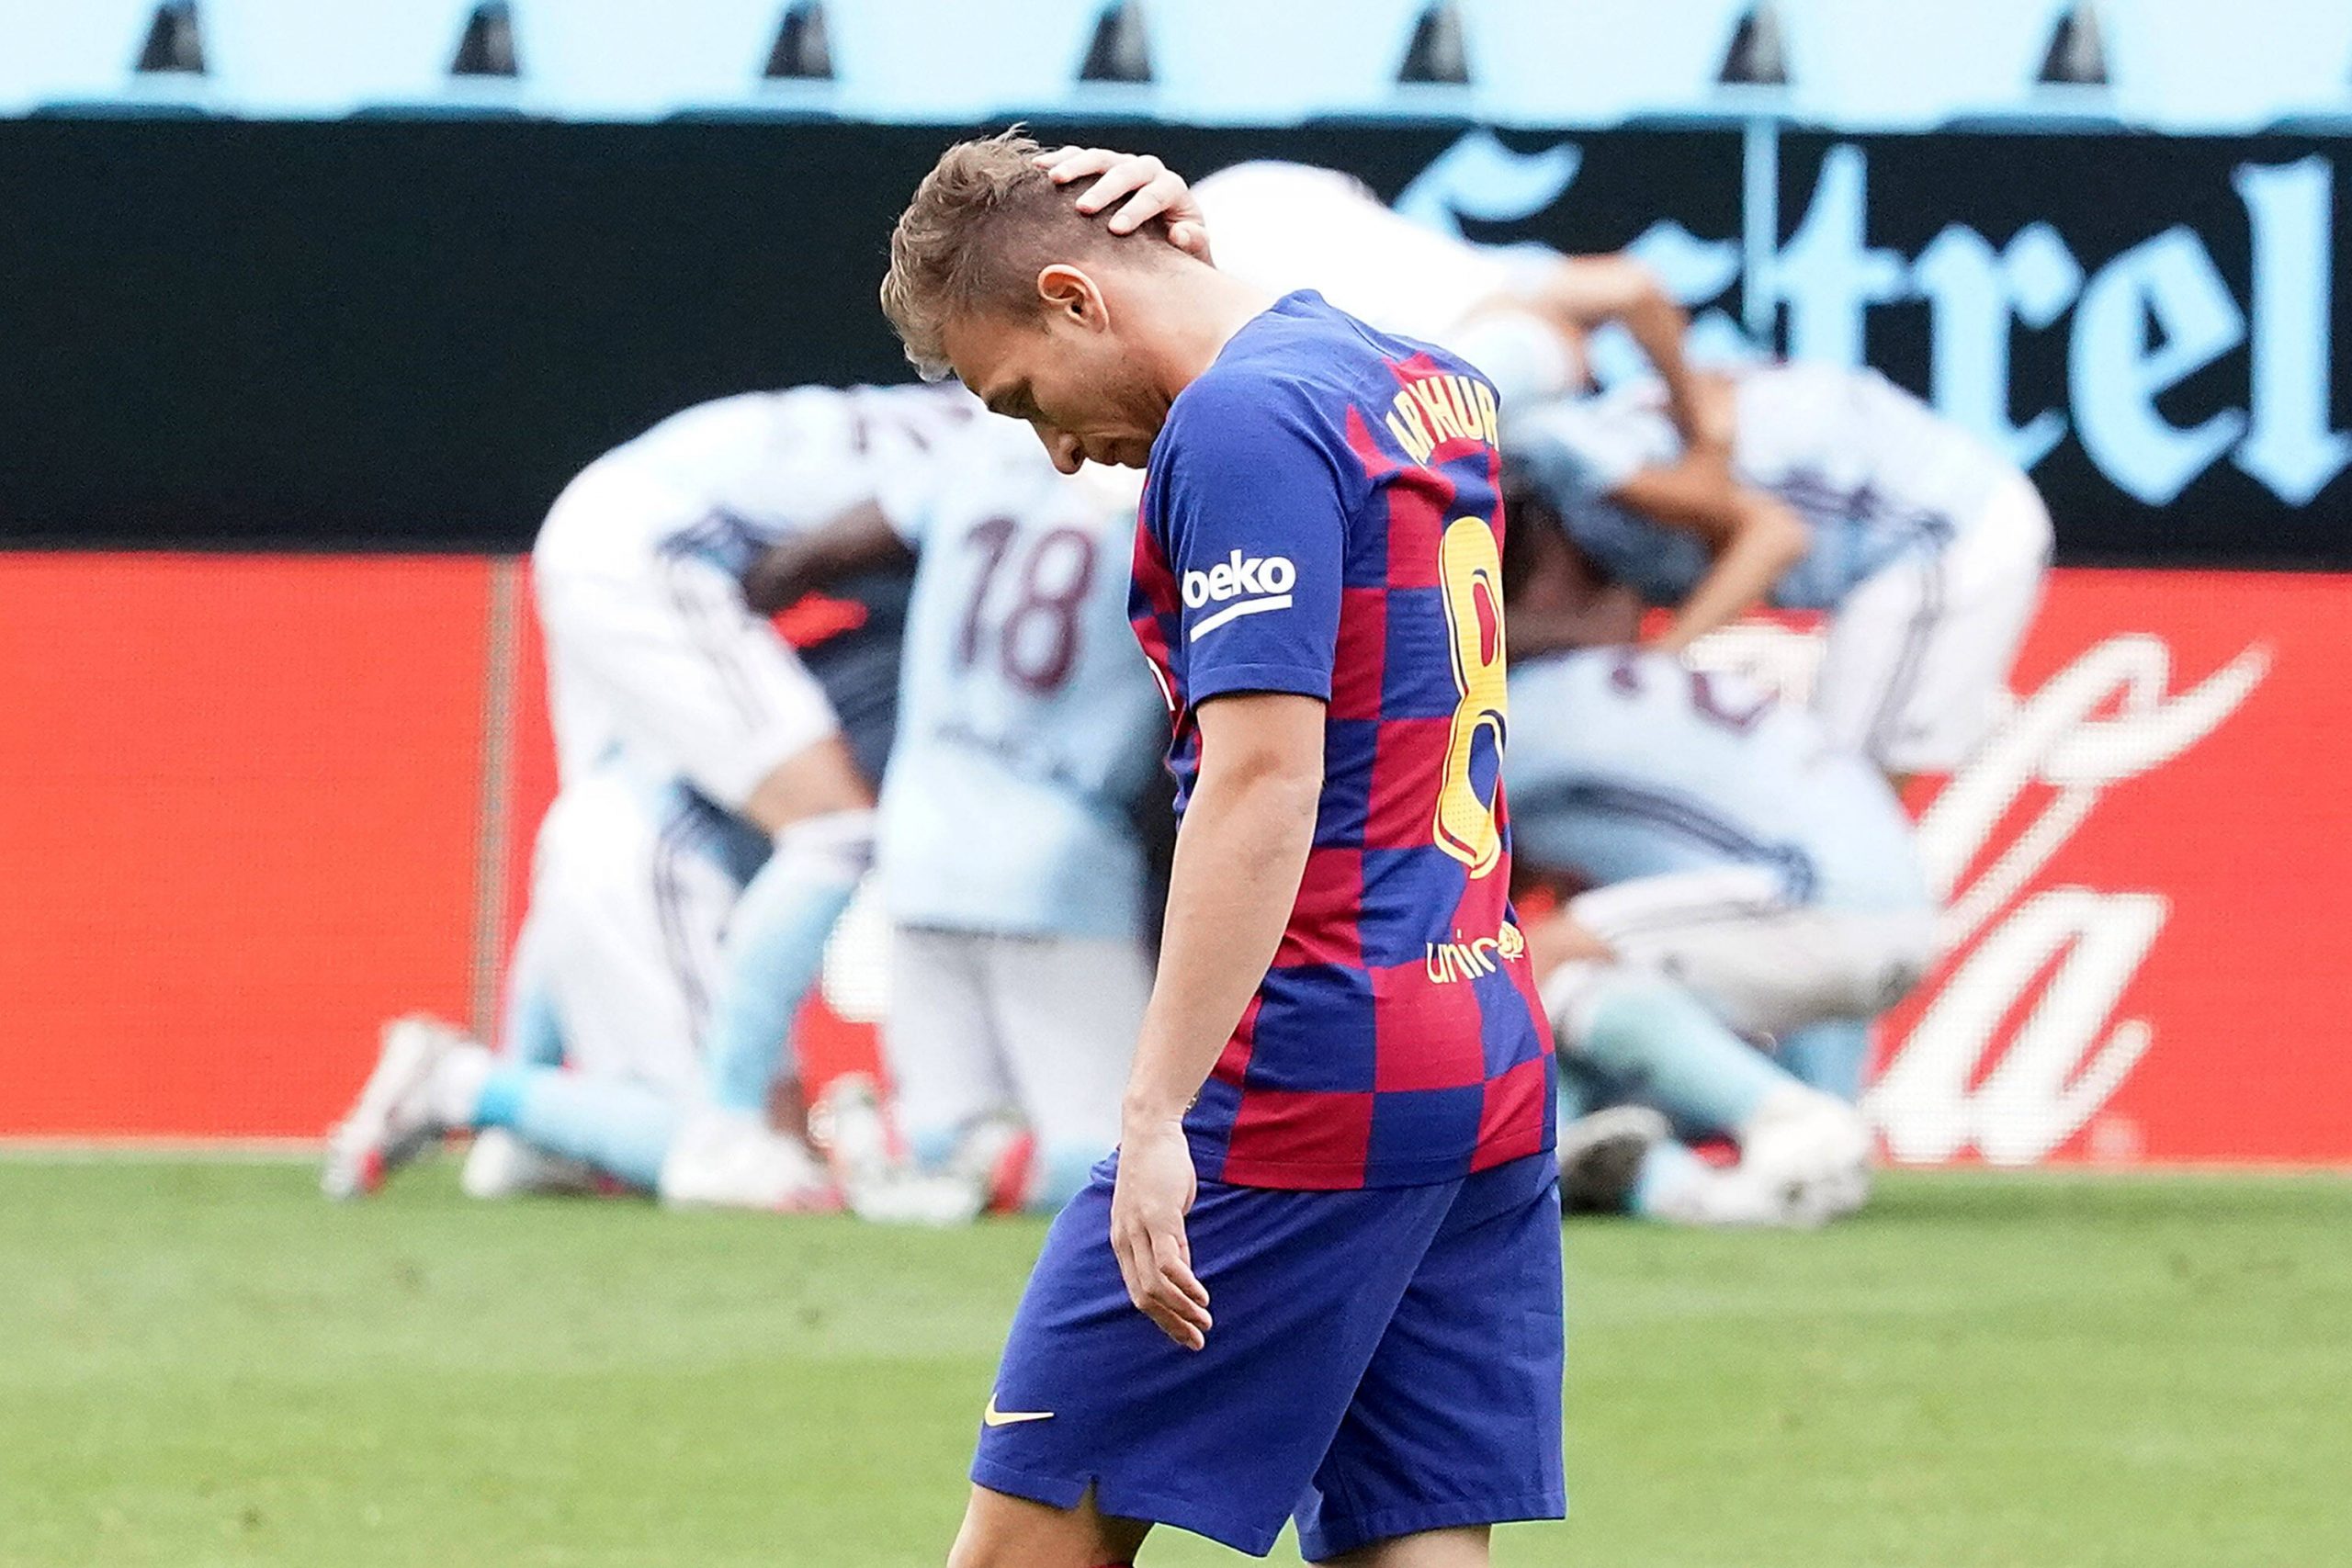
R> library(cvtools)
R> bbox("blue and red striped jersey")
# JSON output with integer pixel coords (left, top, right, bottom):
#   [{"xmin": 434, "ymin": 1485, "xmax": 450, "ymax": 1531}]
[{"xmin": 1131, "ymin": 291, "xmax": 1555, "ymax": 1190}]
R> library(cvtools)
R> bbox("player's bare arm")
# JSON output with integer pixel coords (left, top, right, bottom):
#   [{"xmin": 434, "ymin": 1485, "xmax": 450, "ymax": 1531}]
[
  {"xmin": 1607, "ymin": 461, "xmax": 1808, "ymax": 656},
  {"xmin": 739, "ymin": 499, "xmax": 912, "ymax": 615},
  {"xmin": 1116, "ymin": 690, "xmax": 1325, "ymax": 1350},
  {"xmin": 1507, "ymin": 255, "xmax": 1723, "ymax": 454}
]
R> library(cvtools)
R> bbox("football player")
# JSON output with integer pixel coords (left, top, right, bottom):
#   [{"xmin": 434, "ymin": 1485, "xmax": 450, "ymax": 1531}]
[
  {"xmin": 1501, "ymin": 511, "xmax": 1940, "ymax": 1225},
  {"xmin": 323, "ymin": 384, "xmax": 966, "ymax": 1207},
  {"xmin": 745, "ymin": 414, "xmax": 1168, "ymax": 1221}
]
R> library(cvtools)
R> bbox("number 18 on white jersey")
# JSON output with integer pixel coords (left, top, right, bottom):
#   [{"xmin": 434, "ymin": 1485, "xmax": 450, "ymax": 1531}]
[{"xmin": 879, "ymin": 419, "xmax": 1169, "ymax": 940}]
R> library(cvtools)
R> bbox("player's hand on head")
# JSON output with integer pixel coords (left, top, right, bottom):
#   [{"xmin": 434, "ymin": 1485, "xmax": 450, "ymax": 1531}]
[
  {"xmin": 1108, "ymin": 1119, "xmax": 1211, "ymax": 1350},
  {"xmin": 1035, "ymin": 145, "xmax": 1214, "ymax": 265}
]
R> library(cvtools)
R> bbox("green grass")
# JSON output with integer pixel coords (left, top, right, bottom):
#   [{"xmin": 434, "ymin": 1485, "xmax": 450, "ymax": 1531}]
[{"xmin": 2, "ymin": 1161, "xmax": 2346, "ymax": 1568}]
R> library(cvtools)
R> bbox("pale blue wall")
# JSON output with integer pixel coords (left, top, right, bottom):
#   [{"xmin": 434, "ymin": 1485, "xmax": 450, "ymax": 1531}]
[{"xmin": 2, "ymin": 0, "xmax": 2348, "ymax": 130}]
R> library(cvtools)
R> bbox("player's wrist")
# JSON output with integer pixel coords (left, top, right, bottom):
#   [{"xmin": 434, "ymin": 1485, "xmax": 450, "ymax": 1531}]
[{"xmin": 1120, "ymin": 1092, "xmax": 1193, "ymax": 1137}]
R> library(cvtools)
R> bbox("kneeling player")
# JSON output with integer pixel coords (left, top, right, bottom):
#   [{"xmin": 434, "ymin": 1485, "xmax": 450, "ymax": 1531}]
[
  {"xmin": 536, "ymin": 383, "xmax": 967, "ymax": 1197},
  {"xmin": 1510, "ymin": 362, "xmax": 2052, "ymax": 784},
  {"xmin": 325, "ymin": 383, "xmax": 960, "ymax": 1206},
  {"xmin": 1503, "ymin": 516, "xmax": 1939, "ymax": 1225},
  {"xmin": 745, "ymin": 414, "xmax": 1169, "ymax": 1222},
  {"xmin": 322, "ymin": 763, "xmax": 833, "ymax": 1208}
]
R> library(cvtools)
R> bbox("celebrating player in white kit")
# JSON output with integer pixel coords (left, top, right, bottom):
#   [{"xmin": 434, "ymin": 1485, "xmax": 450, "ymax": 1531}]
[
  {"xmin": 746, "ymin": 413, "xmax": 1168, "ymax": 1221},
  {"xmin": 1188, "ymin": 159, "xmax": 1713, "ymax": 421},
  {"xmin": 1510, "ymin": 364, "xmax": 2052, "ymax": 784},
  {"xmin": 1046, "ymin": 150, "xmax": 2053, "ymax": 784},
  {"xmin": 322, "ymin": 384, "xmax": 969, "ymax": 1209},
  {"xmin": 1500, "ymin": 516, "xmax": 1939, "ymax": 1225},
  {"xmin": 322, "ymin": 762, "xmax": 795, "ymax": 1204}
]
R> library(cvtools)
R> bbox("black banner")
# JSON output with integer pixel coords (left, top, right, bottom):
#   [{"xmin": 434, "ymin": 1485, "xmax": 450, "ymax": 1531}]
[{"xmin": 2, "ymin": 119, "xmax": 2345, "ymax": 562}]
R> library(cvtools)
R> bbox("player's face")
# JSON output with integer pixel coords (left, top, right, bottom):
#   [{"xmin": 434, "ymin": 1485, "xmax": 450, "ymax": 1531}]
[{"xmin": 941, "ymin": 273, "xmax": 1168, "ymax": 474}]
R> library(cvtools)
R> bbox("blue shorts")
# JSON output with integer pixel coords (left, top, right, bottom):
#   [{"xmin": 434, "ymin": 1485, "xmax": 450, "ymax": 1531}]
[{"xmin": 971, "ymin": 1152, "xmax": 1565, "ymax": 1560}]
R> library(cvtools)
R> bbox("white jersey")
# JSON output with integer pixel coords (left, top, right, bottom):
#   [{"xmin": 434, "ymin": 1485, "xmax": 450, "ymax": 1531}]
[
  {"xmin": 879, "ymin": 417, "xmax": 1169, "ymax": 939},
  {"xmin": 535, "ymin": 383, "xmax": 977, "ymax": 576},
  {"xmin": 1193, "ymin": 161, "xmax": 1577, "ymax": 402},
  {"xmin": 1505, "ymin": 649, "xmax": 1928, "ymax": 913},
  {"xmin": 530, "ymin": 382, "xmax": 974, "ymax": 801},
  {"xmin": 1510, "ymin": 363, "xmax": 2014, "ymax": 610}
]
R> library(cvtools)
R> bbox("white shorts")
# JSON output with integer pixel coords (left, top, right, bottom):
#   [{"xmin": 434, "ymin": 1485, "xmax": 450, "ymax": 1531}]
[
  {"xmin": 881, "ymin": 925, "xmax": 1148, "ymax": 1158},
  {"xmin": 535, "ymin": 465, "xmax": 838, "ymax": 809},
  {"xmin": 1570, "ymin": 867, "xmax": 1939, "ymax": 1041},
  {"xmin": 516, "ymin": 773, "xmax": 741, "ymax": 1099},
  {"xmin": 1812, "ymin": 471, "xmax": 2053, "ymax": 775}
]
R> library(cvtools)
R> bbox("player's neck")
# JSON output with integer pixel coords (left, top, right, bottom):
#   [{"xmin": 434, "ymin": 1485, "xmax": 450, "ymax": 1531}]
[{"xmin": 1136, "ymin": 267, "xmax": 1276, "ymax": 405}]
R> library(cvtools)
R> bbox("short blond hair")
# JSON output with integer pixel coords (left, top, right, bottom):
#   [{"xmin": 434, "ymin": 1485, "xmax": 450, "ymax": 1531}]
[{"xmin": 880, "ymin": 130, "xmax": 1148, "ymax": 378}]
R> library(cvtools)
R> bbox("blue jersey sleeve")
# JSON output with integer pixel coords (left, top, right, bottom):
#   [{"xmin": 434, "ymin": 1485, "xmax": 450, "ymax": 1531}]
[{"xmin": 1151, "ymin": 380, "xmax": 1349, "ymax": 705}]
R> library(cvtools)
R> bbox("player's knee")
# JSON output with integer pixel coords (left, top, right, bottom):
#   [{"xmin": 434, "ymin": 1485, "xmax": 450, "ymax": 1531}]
[
  {"xmin": 738, "ymin": 733, "xmax": 873, "ymax": 835},
  {"xmin": 944, "ymin": 1486, "xmax": 1137, "ymax": 1568},
  {"xmin": 769, "ymin": 806, "xmax": 876, "ymax": 882},
  {"xmin": 1537, "ymin": 958, "xmax": 1623, "ymax": 1049},
  {"xmin": 1547, "ymin": 964, "xmax": 1688, "ymax": 1056}
]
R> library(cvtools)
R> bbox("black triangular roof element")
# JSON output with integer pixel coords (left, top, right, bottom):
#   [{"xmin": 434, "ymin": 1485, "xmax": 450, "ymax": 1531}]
[
  {"xmin": 135, "ymin": 2, "xmax": 205, "ymax": 73},
  {"xmin": 1398, "ymin": 2, "xmax": 1471, "ymax": 85},
  {"xmin": 1080, "ymin": 0, "xmax": 1151, "ymax": 84},
  {"xmin": 2038, "ymin": 2, "xmax": 2109, "ymax": 85},
  {"xmin": 452, "ymin": 2, "xmax": 520, "ymax": 77},
  {"xmin": 1718, "ymin": 3, "xmax": 1788, "ymax": 86},
  {"xmin": 765, "ymin": 2, "xmax": 833, "ymax": 80}
]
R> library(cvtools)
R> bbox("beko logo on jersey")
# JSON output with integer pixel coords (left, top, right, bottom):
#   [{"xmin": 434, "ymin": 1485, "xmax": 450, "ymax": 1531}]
[{"xmin": 1182, "ymin": 550, "xmax": 1296, "ymax": 642}]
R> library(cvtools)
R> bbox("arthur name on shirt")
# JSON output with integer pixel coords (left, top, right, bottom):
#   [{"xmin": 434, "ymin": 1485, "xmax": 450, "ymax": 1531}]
[{"xmin": 1383, "ymin": 372, "xmax": 1501, "ymax": 467}]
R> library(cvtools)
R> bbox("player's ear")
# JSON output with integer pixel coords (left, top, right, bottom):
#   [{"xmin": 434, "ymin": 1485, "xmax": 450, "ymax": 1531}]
[{"xmin": 1036, "ymin": 265, "xmax": 1107, "ymax": 330}]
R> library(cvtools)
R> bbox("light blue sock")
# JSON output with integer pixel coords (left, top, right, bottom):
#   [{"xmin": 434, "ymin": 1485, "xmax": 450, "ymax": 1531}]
[
  {"xmin": 1026, "ymin": 1143, "xmax": 1102, "ymax": 1215},
  {"xmin": 497, "ymin": 972, "xmax": 565, "ymax": 1068},
  {"xmin": 1629, "ymin": 1138, "xmax": 1714, "ymax": 1221},
  {"xmin": 704, "ymin": 810, "xmax": 873, "ymax": 1114},
  {"xmin": 1776, "ymin": 1020, "xmax": 1872, "ymax": 1103},
  {"xmin": 1555, "ymin": 1054, "xmax": 1615, "ymax": 1125},
  {"xmin": 1577, "ymin": 972, "xmax": 1794, "ymax": 1139},
  {"xmin": 473, "ymin": 1066, "xmax": 679, "ymax": 1191}
]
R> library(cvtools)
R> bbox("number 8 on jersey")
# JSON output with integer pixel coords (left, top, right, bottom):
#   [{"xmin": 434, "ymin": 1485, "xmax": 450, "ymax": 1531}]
[{"xmin": 1433, "ymin": 516, "xmax": 1509, "ymax": 879}]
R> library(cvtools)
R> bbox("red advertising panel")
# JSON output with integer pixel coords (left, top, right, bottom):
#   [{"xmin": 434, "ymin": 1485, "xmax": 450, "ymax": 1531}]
[
  {"xmin": 0, "ymin": 554, "xmax": 494, "ymax": 1138},
  {"xmin": 1, "ymin": 556, "xmax": 2345, "ymax": 1164},
  {"xmin": 1875, "ymin": 571, "xmax": 2352, "ymax": 1166}
]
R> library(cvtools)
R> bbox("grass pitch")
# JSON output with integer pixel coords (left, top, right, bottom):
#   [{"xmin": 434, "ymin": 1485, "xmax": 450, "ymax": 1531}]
[{"xmin": 2, "ymin": 1158, "xmax": 2346, "ymax": 1568}]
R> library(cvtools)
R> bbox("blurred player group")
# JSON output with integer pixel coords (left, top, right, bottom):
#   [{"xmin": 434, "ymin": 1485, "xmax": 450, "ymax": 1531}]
[{"xmin": 324, "ymin": 149, "xmax": 2051, "ymax": 1233}]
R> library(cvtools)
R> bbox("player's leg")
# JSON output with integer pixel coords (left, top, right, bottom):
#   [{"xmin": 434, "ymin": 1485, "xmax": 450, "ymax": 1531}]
[
  {"xmin": 944, "ymin": 1485, "xmax": 1149, "ymax": 1568},
  {"xmin": 1546, "ymin": 871, "xmax": 1889, "ymax": 1223},
  {"xmin": 1774, "ymin": 1017, "xmax": 1873, "ymax": 1103},
  {"xmin": 1317, "ymin": 1528, "xmax": 1493, "ymax": 1567},
  {"xmin": 1542, "ymin": 974, "xmax": 1792, "ymax": 1227},
  {"xmin": 1293, "ymin": 1156, "xmax": 1564, "ymax": 1563},
  {"xmin": 1544, "ymin": 955, "xmax": 1792, "ymax": 1140},
  {"xmin": 700, "ymin": 737, "xmax": 874, "ymax": 1121},
  {"xmin": 460, "ymin": 905, "xmax": 604, "ymax": 1199},
  {"xmin": 475, "ymin": 779, "xmax": 771, "ymax": 1197},
  {"xmin": 989, "ymin": 933, "xmax": 1147, "ymax": 1213},
  {"xmin": 878, "ymin": 926, "xmax": 1017, "ymax": 1170},
  {"xmin": 536, "ymin": 536, "xmax": 876, "ymax": 1127},
  {"xmin": 501, "ymin": 776, "xmax": 719, "ymax": 1192},
  {"xmin": 958, "ymin": 1168, "xmax": 1459, "ymax": 1561},
  {"xmin": 828, "ymin": 925, "xmax": 1022, "ymax": 1224}
]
